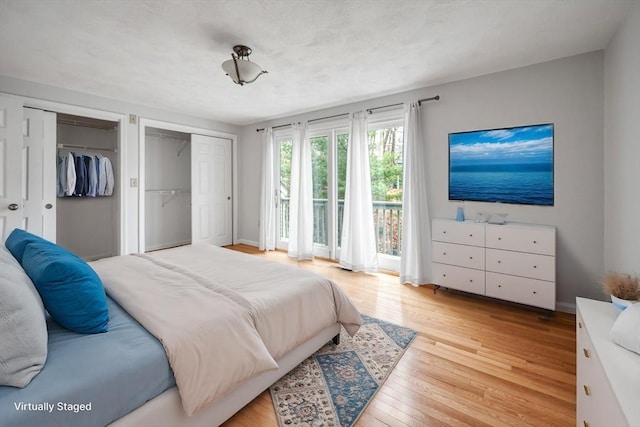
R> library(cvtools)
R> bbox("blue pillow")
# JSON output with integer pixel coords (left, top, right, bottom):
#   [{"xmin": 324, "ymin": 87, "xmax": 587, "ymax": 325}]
[
  {"xmin": 4, "ymin": 228, "xmax": 53, "ymax": 264},
  {"xmin": 21, "ymin": 242, "xmax": 109, "ymax": 334}
]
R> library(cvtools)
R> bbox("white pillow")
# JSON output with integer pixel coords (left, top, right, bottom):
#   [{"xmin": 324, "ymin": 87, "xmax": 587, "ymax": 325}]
[
  {"xmin": 610, "ymin": 302, "xmax": 640, "ymax": 355},
  {"xmin": 0, "ymin": 245, "xmax": 48, "ymax": 387}
]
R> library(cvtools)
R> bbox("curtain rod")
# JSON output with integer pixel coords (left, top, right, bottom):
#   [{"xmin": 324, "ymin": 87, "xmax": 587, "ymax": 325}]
[
  {"xmin": 366, "ymin": 95, "xmax": 440, "ymax": 114},
  {"xmin": 256, "ymin": 123, "xmax": 292, "ymax": 133},
  {"xmin": 255, "ymin": 114, "xmax": 345, "ymax": 133},
  {"xmin": 256, "ymin": 95, "xmax": 440, "ymax": 132}
]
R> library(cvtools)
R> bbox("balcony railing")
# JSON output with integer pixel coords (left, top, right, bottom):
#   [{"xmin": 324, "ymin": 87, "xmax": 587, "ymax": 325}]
[{"xmin": 279, "ymin": 198, "xmax": 402, "ymax": 256}]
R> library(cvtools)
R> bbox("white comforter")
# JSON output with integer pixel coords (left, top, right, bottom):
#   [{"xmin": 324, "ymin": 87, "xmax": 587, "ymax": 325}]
[{"xmin": 90, "ymin": 245, "xmax": 361, "ymax": 416}]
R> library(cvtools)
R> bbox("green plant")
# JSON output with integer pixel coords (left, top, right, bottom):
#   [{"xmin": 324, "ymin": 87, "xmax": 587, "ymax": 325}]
[{"xmin": 601, "ymin": 272, "xmax": 640, "ymax": 300}]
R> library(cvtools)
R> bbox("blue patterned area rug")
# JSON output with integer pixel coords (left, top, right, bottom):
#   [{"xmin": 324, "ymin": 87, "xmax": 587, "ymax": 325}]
[{"xmin": 270, "ymin": 315, "xmax": 417, "ymax": 427}]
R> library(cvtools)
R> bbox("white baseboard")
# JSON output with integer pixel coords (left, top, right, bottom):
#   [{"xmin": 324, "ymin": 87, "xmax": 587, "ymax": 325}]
[{"xmin": 556, "ymin": 301, "xmax": 576, "ymax": 314}]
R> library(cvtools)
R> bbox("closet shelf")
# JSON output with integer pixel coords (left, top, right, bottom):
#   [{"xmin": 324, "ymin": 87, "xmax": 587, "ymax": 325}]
[
  {"xmin": 145, "ymin": 189, "xmax": 191, "ymax": 194},
  {"xmin": 146, "ymin": 189, "xmax": 191, "ymax": 207},
  {"xmin": 177, "ymin": 140, "xmax": 190, "ymax": 157},
  {"xmin": 58, "ymin": 143, "xmax": 117, "ymax": 153}
]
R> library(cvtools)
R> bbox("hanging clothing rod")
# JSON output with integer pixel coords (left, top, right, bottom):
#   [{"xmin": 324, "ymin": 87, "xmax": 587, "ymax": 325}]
[
  {"xmin": 57, "ymin": 143, "xmax": 117, "ymax": 153},
  {"xmin": 366, "ymin": 95, "xmax": 440, "ymax": 114},
  {"xmin": 256, "ymin": 95, "xmax": 440, "ymax": 132}
]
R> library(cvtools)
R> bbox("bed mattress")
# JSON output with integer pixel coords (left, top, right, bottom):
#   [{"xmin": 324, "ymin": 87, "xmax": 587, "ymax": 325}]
[{"xmin": 0, "ymin": 297, "xmax": 174, "ymax": 427}]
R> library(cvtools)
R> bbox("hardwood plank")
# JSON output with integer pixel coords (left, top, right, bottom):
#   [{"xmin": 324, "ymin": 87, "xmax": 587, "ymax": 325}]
[{"xmin": 221, "ymin": 245, "xmax": 576, "ymax": 427}]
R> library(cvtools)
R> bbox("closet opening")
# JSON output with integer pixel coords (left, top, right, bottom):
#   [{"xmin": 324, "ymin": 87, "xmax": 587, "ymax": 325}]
[
  {"xmin": 56, "ymin": 113, "xmax": 119, "ymax": 260},
  {"xmin": 144, "ymin": 127, "xmax": 192, "ymax": 251}
]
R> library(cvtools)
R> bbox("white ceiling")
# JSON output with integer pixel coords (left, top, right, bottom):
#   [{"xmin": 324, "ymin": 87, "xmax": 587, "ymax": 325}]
[{"xmin": 0, "ymin": 0, "xmax": 632, "ymax": 126}]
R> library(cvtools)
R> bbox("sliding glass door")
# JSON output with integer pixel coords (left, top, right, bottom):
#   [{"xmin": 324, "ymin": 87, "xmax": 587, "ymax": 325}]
[{"xmin": 273, "ymin": 116, "xmax": 403, "ymax": 270}]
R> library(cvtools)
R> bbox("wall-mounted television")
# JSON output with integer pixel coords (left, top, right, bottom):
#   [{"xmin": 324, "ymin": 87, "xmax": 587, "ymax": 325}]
[{"xmin": 449, "ymin": 123, "xmax": 554, "ymax": 206}]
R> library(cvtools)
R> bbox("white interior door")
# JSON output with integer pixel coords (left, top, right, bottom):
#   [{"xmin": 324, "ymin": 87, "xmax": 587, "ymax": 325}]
[
  {"xmin": 0, "ymin": 95, "xmax": 24, "ymax": 242},
  {"xmin": 22, "ymin": 108, "xmax": 56, "ymax": 241},
  {"xmin": 191, "ymin": 134, "xmax": 232, "ymax": 246}
]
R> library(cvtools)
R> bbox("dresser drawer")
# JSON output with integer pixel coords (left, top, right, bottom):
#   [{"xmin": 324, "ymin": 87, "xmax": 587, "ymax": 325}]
[
  {"xmin": 432, "ymin": 263, "xmax": 485, "ymax": 295},
  {"xmin": 576, "ymin": 309, "xmax": 628, "ymax": 427},
  {"xmin": 486, "ymin": 224, "xmax": 555, "ymax": 255},
  {"xmin": 432, "ymin": 219, "xmax": 485, "ymax": 247},
  {"xmin": 486, "ymin": 248, "xmax": 555, "ymax": 282},
  {"xmin": 432, "ymin": 241, "xmax": 485, "ymax": 270},
  {"xmin": 485, "ymin": 272, "xmax": 555, "ymax": 310}
]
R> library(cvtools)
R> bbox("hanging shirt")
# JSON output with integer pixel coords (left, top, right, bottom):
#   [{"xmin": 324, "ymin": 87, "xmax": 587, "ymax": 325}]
[
  {"xmin": 86, "ymin": 155, "xmax": 98, "ymax": 197},
  {"xmin": 73, "ymin": 153, "xmax": 86, "ymax": 196},
  {"xmin": 65, "ymin": 152, "xmax": 76, "ymax": 196},
  {"xmin": 97, "ymin": 155, "xmax": 115, "ymax": 196},
  {"xmin": 82, "ymin": 155, "xmax": 92, "ymax": 196},
  {"xmin": 57, "ymin": 153, "xmax": 66, "ymax": 197}
]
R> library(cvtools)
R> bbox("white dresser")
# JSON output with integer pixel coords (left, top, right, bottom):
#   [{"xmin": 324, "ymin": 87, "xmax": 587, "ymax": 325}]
[
  {"xmin": 576, "ymin": 297, "xmax": 640, "ymax": 427},
  {"xmin": 432, "ymin": 219, "xmax": 556, "ymax": 310}
]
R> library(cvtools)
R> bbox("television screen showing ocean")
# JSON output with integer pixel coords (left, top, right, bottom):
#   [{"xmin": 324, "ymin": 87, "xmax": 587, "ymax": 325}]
[
  {"xmin": 449, "ymin": 164, "xmax": 553, "ymax": 205},
  {"xmin": 448, "ymin": 124, "xmax": 554, "ymax": 206}
]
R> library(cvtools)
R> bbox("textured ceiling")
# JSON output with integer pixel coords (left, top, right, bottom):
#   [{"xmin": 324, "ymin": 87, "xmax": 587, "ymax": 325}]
[{"xmin": 0, "ymin": 0, "xmax": 632, "ymax": 125}]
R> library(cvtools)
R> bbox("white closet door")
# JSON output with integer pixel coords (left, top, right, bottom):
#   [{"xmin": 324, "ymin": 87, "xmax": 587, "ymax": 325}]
[
  {"xmin": 22, "ymin": 108, "xmax": 56, "ymax": 241},
  {"xmin": 191, "ymin": 134, "xmax": 233, "ymax": 246},
  {"xmin": 0, "ymin": 95, "xmax": 24, "ymax": 241},
  {"xmin": 0, "ymin": 99, "xmax": 56, "ymax": 242}
]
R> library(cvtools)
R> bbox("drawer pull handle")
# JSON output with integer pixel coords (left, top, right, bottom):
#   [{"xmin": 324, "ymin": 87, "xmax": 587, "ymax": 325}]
[
  {"xmin": 583, "ymin": 348, "xmax": 590, "ymax": 358},
  {"xmin": 469, "ymin": 279, "xmax": 473, "ymax": 283},
  {"xmin": 469, "ymin": 256, "xmax": 473, "ymax": 259},
  {"xmin": 533, "ymin": 265, "xmax": 537, "ymax": 269},
  {"xmin": 578, "ymin": 322, "xmax": 583, "ymax": 329},
  {"xmin": 533, "ymin": 240, "xmax": 537, "ymax": 244},
  {"xmin": 498, "ymin": 284, "xmax": 502, "ymax": 288},
  {"xmin": 443, "ymin": 252, "xmax": 447, "ymax": 255},
  {"xmin": 469, "ymin": 234, "xmax": 473, "ymax": 237},
  {"xmin": 583, "ymin": 421, "xmax": 589, "ymax": 427},
  {"xmin": 533, "ymin": 291, "xmax": 537, "ymax": 294},
  {"xmin": 442, "ymin": 274, "xmax": 446, "ymax": 277},
  {"xmin": 497, "ymin": 260, "xmax": 501, "ymax": 264},
  {"xmin": 498, "ymin": 237, "xmax": 502, "ymax": 240},
  {"xmin": 443, "ymin": 231, "xmax": 447, "ymax": 234},
  {"xmin": 583, "ymin": 385, "xmax": 591, "ymax": 396}
]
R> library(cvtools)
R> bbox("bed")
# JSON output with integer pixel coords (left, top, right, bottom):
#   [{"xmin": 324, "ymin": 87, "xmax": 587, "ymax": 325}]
[{"xmin": 0, "ymin": 234, "xmax": 361, "ymax": 427}]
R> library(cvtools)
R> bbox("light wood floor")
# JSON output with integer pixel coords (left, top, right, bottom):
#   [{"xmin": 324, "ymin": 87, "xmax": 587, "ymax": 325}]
[{"xmin": 222, "ymin": 245, "xmax": 576, "ymax": 427}]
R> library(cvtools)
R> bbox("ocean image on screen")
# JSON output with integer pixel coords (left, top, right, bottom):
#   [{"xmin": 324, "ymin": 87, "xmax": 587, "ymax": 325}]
[{"xmin": 449, "ymin": 124, "xmax": 554, "ymax": 206}]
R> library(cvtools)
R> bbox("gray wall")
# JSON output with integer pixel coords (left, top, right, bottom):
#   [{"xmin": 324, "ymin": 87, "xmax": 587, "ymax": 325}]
[
  {"xmin": 0, "ymin": 75, "xmax": 240, "ymax": 254},
  {"xmin": 238, "ymin": 52, "xmax": 606, "ymax": 311},
  {"xmin": 604, "ymin": 1, "xmax": 640, "ymax": 275}
]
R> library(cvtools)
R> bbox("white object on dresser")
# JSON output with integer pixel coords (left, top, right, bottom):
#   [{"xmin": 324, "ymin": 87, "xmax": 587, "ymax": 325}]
[
  {"xmin": 432, "ymin": 219, "xmax": 556, "ymax": 310},
  {"xmin": 576, "ymin": 297, "xmax": 640, "ymax": 427}
]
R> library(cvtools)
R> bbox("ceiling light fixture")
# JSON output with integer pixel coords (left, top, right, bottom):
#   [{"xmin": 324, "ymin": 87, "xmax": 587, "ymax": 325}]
[{"xmin": 221, "ymin": 45, "xmax": 268, "ymax": 86}]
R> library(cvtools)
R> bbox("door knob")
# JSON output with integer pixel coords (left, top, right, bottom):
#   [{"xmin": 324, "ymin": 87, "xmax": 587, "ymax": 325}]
[
  {"xmin": 45, "ymin": 203, "xmax": 53, "ymax": 209},
  {"xmin": 8, "ymin": 203, "xmax": 19, "ymax": 211},
  {"xmin": 227, "ymin": 196, "xmax": 231, "ymax": 200}
]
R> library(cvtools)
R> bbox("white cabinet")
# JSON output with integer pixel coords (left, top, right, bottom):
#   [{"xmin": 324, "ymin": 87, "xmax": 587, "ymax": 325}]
[
  {"xmin": 576, "ymin": 298, "xmax": 639, "ymax": 426},
  {"xmin": 432, "ymin": 219, "xmax": 556, "ymax": 310}
]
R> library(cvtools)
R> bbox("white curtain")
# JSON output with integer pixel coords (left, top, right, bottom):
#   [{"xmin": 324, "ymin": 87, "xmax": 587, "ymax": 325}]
[
  {"xmin": 287, "ymin": 122, "xmax": 314, "ymax": 259},
  {"xmin": 400, "ymin": 102, "xmax": 432, "ymax": 285},
  {"xmin": 339, "ymin": 111, "xmax": 379, "ymax": 272},
  {"xmin": 258, "ymin": 128, "xmax": 276, "ymax": 251}
]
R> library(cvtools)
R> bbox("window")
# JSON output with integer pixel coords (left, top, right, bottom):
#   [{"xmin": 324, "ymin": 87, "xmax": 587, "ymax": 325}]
[
  {"xmin": 277, "ymin": 137, "xmax": 292, "ymax": 243},
  {"xmin": 310, "ymin": 136, "xmax": 328, "ymax": 246},
  {"xmin": 368, "ymin": 122, "xmax": 404, "ymax": 259},
  {"xmin": 274, "ymin": 115, "xmax": 404, "ymax": 271}
]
